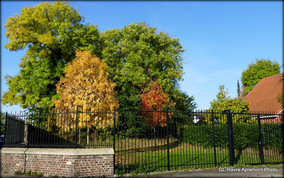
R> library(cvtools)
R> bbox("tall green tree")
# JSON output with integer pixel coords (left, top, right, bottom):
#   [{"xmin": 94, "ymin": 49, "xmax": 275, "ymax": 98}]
[
  {"xmin": 101, "ymin": 22, "xmax": 195, "ymax": 111},
  {"xmin": 241, "ymin": 59, "xmax": 281, "ymax": 93},
  {"xmin": 2, "ymin": 1, "xmax": 102, "ymax": 111}
]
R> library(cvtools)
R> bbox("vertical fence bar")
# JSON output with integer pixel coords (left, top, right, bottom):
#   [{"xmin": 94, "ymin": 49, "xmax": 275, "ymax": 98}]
[
  {"xmin": 39, "ymin": 111, "xmax": 43, "ymax": 147},
  {"xmin": 166, "ymin": 109, "xmax": 170, "ymax": 171},
  {"xmin": 257, "ymin": 114, "xmax": 265, "ymax": 164},
  {"xmin": 75, "ymin": 105, "xmax": 79, "ymax": 148},
  {"xmin": 113, "ymin": 107, "xmax": 116, "ymax": 174},
  {"xmin": 24, "ymin": 116, "xmax": 28, "ymax": 147},
  {"xmin": 211, "ymin": 110, "xmax": 217, "ymax": 167},
  {"xmin": 4, "ymin": 112, "xmax": 8, "ymax": 145},
  {"xmin": 226, "ymin": 110, "xmax": 235, "ymax": 166},
  {"xmin": 281, "ymin": 119, "xmax": 284, "ymax": 155},
  {"xmin": 86, "ymin": 108, "xmax": 89, "ymax": 147},
  {"xmin": 127, "ymin": 110, "xmax": 130, "ymax": 170}
]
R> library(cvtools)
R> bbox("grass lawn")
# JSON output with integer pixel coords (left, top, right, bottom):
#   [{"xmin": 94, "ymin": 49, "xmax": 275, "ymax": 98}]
[{"xmin": 114, "ymin": 138, "xmax": 283, "ymax": 175}]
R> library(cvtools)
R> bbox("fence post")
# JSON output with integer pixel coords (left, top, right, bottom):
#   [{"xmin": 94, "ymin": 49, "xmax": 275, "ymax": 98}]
[
  {"xmin": 282, "ymin": 121, "xmax": 284, "ymax": 154},
  {"xmin": 4, "ymin": 112, "xmax": 8, "ymax": 145},
  {"xmin": 226, "ymin": 110, "xmax": 235, "ymax": 166},
  {"xmin": 113, "ymin": 107, "xmax": 116, "ymax": 174},
  {"xmin": 75, "ymin": 105, "xmax": 79, "ymax": 148},
  {"xmin": 166, "ymin": 109, "xmax": 170, "ymax": 171},
  {"xmin": 24, "ymin": 117, "xmax": 28, "ymax": 147},
  {"xmin": 211, "ymin": 110, "xmax": 217, "ymax": 167},
  {"xmin": 257, "ymin": 114, "xmax": 265, "ymax": 164}
]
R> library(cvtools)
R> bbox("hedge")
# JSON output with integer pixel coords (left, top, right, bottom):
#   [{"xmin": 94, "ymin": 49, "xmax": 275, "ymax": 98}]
[{"xmin": 181, "ymin": 123, "xmax": 283, "ymax": 153}]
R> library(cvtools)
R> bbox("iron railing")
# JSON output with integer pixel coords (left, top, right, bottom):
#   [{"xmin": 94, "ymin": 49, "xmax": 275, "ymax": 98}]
[
  {"xmin": 4, "ymin": 106, "xmax": 114, "ymax": 148},
  {"xmin": 3, "ymin": 108, "xmax": 284, "ymax": 173},
  {"xmin": 113, "ymin": 109, "xmax": 284, "ymax": 173}
]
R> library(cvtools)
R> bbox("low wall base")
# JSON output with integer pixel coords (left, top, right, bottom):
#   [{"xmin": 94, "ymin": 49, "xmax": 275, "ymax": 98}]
[{"xmin": 1, "ymin": 148, "xmax": 114, "ymax": 177}]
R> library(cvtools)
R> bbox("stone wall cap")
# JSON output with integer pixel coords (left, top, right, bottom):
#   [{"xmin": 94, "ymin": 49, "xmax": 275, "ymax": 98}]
[
  {"xmin": 25, "ymin": 148, "xmax": 114, "ymax": 155},
  {"xmin": 1, "ymin": 147, "xmax": 28, "ymax": 154},
  {"xmin": 1, "ymin": 148, "xmax": 114, "ymax": 155}
]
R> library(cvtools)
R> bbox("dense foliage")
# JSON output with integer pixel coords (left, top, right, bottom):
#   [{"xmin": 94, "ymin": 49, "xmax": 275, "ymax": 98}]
[
  {"xmin": 2, "ymin": 2, "xmax": 197, "ymax": 116},
  {"xmin": 99, "ymin": 22, "xmax": 196, "ymax": 136},
  {"xmin": 140, "ymin": 81, "xmax": 174, "ymax": 127},
  {"xmin": 181, "ymin": 123, "xmax": 283, "ymax": 153},
  {"xmin": 2, "ymin": 1, "xmax": 102, "ymax": 111},
  {"xmin": 53, "ymin": 50, "xmax": 119, "ymax": 129},
  {"xmin": 241, "ymin": 59, "xmax": 280, "ymax": 93},
  {"xmin": 101, "ymin": 22, "xmax": 195, "ymax": 111}
]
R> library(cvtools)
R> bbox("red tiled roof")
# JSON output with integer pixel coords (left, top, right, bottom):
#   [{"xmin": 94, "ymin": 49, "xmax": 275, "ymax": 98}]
[{"xmin": 243, "ymin": 73, "xmax": 284, "ymax": 113}]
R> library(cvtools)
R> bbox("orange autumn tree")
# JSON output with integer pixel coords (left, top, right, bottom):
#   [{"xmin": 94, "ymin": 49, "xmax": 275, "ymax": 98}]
[
  {"xmin": 140, "ymin": 81, "xmax": 175, "ymax": 127},
  {"xmin": 53, "ymin": 50, "xmax": 119, "ymax": 143},
  {"xmin": 140, "ymin": 81, "xmax": 175, "ymax": 146}
]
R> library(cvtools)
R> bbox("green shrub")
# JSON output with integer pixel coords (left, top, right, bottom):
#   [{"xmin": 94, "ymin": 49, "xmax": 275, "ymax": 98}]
[
  {"xmin": 25, "ymin": 170, "xmax": 32, "ymax": 175},
  {"xmin": 14, "ymin": 170, "xmax": 24, "ymax": 175},
  {"xmin": 181, "ymin": 123, "xmax": 283, "ymax": 153},
  {"xmin": 37, "ymin": 172, "xmax": 44, "ymax": 177}
]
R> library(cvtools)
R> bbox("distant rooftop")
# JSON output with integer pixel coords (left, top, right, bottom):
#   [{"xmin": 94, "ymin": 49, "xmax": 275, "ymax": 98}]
[{"xmin": 243, "ymin": 73, "xmax": 283, "ymax": 113}]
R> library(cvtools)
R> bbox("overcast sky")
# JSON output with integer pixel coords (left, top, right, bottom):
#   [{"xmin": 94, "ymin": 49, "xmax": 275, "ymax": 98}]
[{"xmin": 1, "ymin": 1, "xmax": 283, "ymax": 113}]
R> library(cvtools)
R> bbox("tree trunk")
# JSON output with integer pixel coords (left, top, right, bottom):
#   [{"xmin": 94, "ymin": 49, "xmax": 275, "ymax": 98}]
[
  {"xmin": 154, "ymin": 127, "xmax": 157, "ymax": 147},
  {"xmin": 78, "ymin": 128, "xmax": 81, "ymax": 145},
  {"xmin": 87, "ymin": 127, "xmax": 90, "ymax": 145}
]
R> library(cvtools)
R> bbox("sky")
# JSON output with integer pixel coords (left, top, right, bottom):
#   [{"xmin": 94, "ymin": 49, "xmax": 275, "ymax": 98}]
[{"xmin": 1, "ymin": 1, "xmax": 283, "ymax": 113}]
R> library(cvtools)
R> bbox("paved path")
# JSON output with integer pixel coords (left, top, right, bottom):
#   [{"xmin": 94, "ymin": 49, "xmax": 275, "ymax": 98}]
[
  {"xmin": 1, "ymin": 164, "xmax": 283, "ymax": 177},
  {"xmin": 131, "ymin": 164, "xmax": 284, "ymax": 177}
]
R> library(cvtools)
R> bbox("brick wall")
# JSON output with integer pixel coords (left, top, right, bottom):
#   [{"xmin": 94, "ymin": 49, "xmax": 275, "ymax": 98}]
[
  {"xmin": 1, "ymin": 148, "xmax": 114, "ymax": 177},
  {"xmin": 74, "ymin": 155, "xmax": 113, "ymax": 177},
  {"xmin": 1, "ymin": 149, "xmax": 26, "ymax": 174}
]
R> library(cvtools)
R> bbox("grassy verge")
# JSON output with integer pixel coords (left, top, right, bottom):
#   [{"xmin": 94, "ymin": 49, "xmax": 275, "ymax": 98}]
[{"xmin": 114, "ymin": 139, "xmax": 283, "ymax": 176}]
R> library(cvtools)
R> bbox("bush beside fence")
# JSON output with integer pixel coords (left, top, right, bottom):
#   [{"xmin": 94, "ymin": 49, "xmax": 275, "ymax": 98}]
[{"xmin": 181, "ymin": 123, "xmax": 283, "ymax": 153}]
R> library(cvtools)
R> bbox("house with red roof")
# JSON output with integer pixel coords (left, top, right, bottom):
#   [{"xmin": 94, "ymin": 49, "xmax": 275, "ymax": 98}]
[{"xmin": 243, "ymin": 73, "xmax": 283, "ymax": 123}]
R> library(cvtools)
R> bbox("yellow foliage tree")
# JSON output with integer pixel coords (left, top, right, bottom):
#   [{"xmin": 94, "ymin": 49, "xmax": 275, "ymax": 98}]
[{"xmin": 53, "ymin": 50, "xmax": 119, "ymax": 131}]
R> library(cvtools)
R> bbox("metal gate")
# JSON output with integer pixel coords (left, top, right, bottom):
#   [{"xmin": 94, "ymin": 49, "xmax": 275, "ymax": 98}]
[
  {"xmin": 113, "ymin": 109, "xmax": 284, "ymax": 174},
  {"xmin": 259, "ymin": 115, "xmax": 284, "ymax": 164},
  {"xmin": 232, "ymin": 112, "xmax": 284, "ymax": 165}
]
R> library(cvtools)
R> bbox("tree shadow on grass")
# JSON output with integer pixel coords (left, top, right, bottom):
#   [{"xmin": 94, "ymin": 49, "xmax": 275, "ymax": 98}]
[{"xmin": 117, "ymin": 140, "xmax": 181, "ymax": 154}]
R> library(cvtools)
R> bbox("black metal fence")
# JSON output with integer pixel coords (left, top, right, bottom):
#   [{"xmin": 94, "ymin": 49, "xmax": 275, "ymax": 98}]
[
  {"xmin": 113, "ymin": 109, "xmax": 284, "ymax": 173},
  {"xmin": 4, "ymin": 106, "xmax": 114, "ymax": 148},
  {"xmin": 3, "ymin": 108, "xmax": 284, "ymax": 173}
]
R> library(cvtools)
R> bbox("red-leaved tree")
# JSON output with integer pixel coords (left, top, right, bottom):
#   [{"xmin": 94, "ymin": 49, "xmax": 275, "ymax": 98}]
[
  {"xmin": 140, "ymin": 81, "xmax": 172, "ymax": 127},
  {"xmin": 140, "ymin": 81, "xmax": 169, "ymax": 128},
  {"xmin": 140, "ymin": 81, "xmax": 175, "ymax": 145}
]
